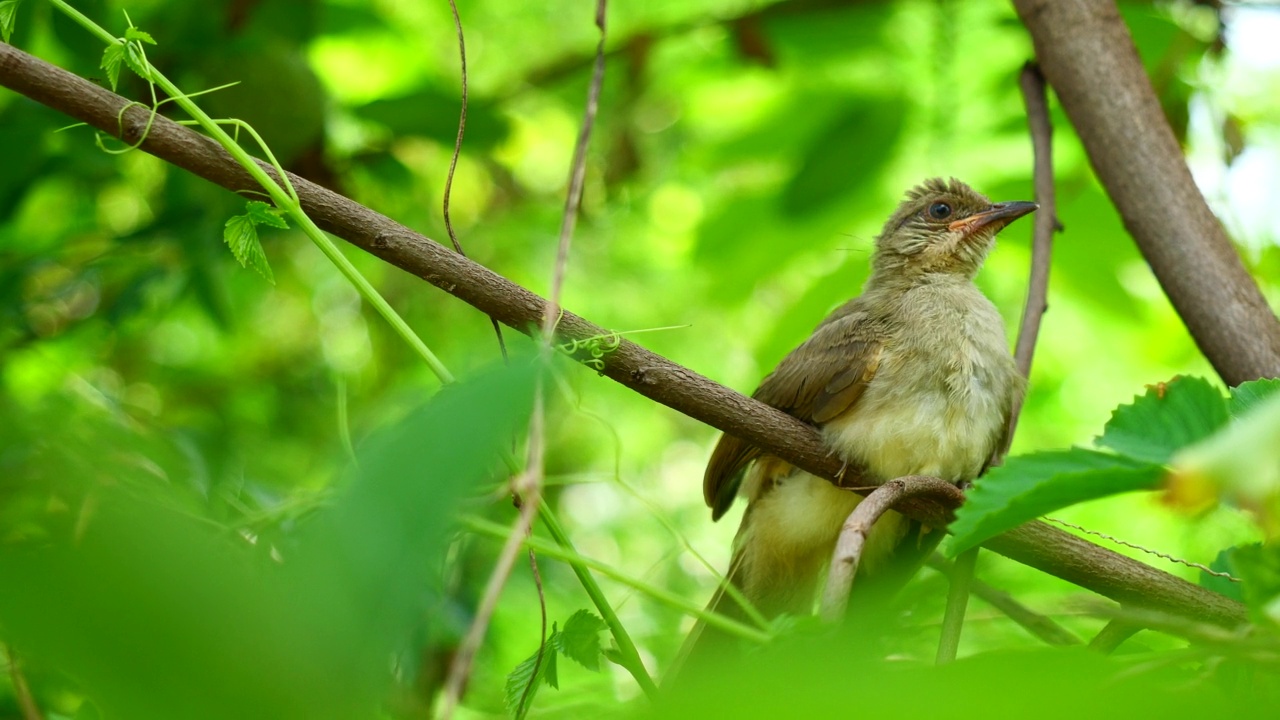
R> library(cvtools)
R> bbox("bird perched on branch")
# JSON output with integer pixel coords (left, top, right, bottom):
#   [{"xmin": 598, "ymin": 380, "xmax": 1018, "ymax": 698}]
[{"xmin": 701, "ymin": 178, "xmax": 1035, "ymax": 625}]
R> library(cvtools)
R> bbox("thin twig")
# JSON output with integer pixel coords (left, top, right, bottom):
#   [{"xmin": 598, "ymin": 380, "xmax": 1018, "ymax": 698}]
[
  {"xmin": 439, "ymin": 462, "xmax": 544, "ymax": 718},
  {"xmin": 1046, "ymin": 517, "xmax": 1240, "ymax": 582},
  {"xmin": 444, "ymin": 0, "xmax": 508, "ymax": 361},
  {"xmin": 926, "ymin": 555, "xmax": 1081, "ymax": 647},
  {"xmin": 441, "ymin": 4, "xmax": 609, "ymax": 712},
  {"xmin": 542, "ymin": 0, "xmax": 608, "ymax": 338},
  {"xmin": 933, "ymin": 59, "xmax": 1063, "ymax": 663},
  {"xmin": 515, "ymin": 548, "xmax": 548, "ymax": 718},
  {"xmin": 1005, "ymin": 61, "xmax": 1060, "ymax": 454},
  {"xmin": 935, "ymin": 547, "xmax": 978, "ymax": 664},
  {"xmin": 5, "ymin": 645, "xmax": 43, "ymax": 720},
  {"xmin": 1089, "ymin": 618, "xmax": 1142, "ymax": 655},
  {"xmin": 820, "ymin": 476, "xmax": 964, "ymax": 621}
]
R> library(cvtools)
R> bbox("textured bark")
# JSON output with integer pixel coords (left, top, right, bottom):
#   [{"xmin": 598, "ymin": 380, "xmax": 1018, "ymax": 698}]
[
  {"xmin": 1013, "ymin": 0, "xmax": 1280, "ymax": 386},
  {"xmin": 0, "ymin": 41, "xmax": 1247, "ymax": 627}
]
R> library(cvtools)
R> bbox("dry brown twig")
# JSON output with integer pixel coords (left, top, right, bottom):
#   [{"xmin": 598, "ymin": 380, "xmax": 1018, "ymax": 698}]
[
  {"xmin": 820, "ymin": 477, "xmax": 965, "ymax": 621},
  {"xmin": 440, "ymin": 2, "xmax": 609, "ymax": 716},
  {"xmin": 442, "ymin": 0, "xmax": 509, "ymax": 361}
]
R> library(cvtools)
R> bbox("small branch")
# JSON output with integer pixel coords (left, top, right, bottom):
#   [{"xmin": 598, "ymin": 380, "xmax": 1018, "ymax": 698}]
[
  {"xmin": 5, "ymin": 645, "xmax": 43, "ymax": 720},
  {"xmin": 1005, "ymin": 61, "xmax": 1061, "ymax": 452},
  {"xmin": 1089, "ymin": 618, "xmax": 1142, "ymax": 655},
  {"xmin": 515, "ymin": 548, "xmax": 548, "ymax": 718},
  {"xmin": 439, "ymin": 463, "xmax": 544, "ymax": 718},
  {"xmin": 820, "ymin": 476, "xmax": 964, "ymax": 622},
  {"xmin": 0, "ymin": 41, "xmax": 1248, "ymax": 628},
  {"xmin": 542, "ymin": 0, "xmax": 607, "ymax": 337},
  {"xmin": 443, "ymin": 0, "xmax": 508, "ymax": 361},
  {"xmin": 927, "ymin": 555, "xmax": 1081, "ymax": 647},
  {"xmin": 1013, "ymin": 0, "xmax": 1280, "ymax": 385},
  {"xmin": 935, "ymin": 547, "xmax": 979, "ymax": 664},
  {"xmin": 935, "ymin": 63, "xmax": 1061, "ymax": 662}
]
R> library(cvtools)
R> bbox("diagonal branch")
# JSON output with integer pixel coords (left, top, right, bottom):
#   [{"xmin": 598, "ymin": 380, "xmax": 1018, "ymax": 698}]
[
  {"xmin": 0, "ymin": 40, "xmax": 1246, "ymax": 628},
  {"xmin": 1013, "ymin": 0, "xmax": 1280, "ymax": 386},
  {"xmin": 819, "ymin": 476, "xmax": 964, "ymax": 622}
]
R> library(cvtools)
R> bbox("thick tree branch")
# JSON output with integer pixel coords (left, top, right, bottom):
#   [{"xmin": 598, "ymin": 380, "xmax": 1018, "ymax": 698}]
[
  {"xmin": 0, "ymin": 41, "xmax": 1246, "ymax": 627},
  {"xmin": 1013, "ymin": 0, "xmax": 1280, "ymax": 386}
]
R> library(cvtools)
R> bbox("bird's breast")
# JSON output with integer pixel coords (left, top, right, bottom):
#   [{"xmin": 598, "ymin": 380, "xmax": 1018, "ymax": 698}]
[{"xmin": 822, "ymin": 288, "xmax": 1019, "ymax": 482}]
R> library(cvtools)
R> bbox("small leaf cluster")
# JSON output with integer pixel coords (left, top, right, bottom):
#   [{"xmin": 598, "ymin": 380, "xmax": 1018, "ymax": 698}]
[{"xmin": 504, "ymin": 610, "xmax": 608, "ymax": 719}]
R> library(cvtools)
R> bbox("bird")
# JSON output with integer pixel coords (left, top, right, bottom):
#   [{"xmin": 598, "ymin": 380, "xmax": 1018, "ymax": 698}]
[{"xmin": 700, "ymin": 177, "xmax": 1035, "ymax": 625}]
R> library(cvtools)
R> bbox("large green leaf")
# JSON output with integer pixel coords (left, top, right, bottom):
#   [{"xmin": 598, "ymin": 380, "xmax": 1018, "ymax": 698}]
[
  {"xmin": 948, "ymin": 448, "xmax": 1164, "ymax": 556},
  {"xmin": 1095, "ymin": 376, "xmax": 1229, "ymax": 464},
  {"xmin": 780, "ymin": 97, "xmax": 906, "ymax": 217},
  {"xmin": 1229, "ymin": 378, "xmax": 1280, "ymax": 418},
  {"xmin": 0, "ymin": 360, "xmax": 536, "ymax": 719}
]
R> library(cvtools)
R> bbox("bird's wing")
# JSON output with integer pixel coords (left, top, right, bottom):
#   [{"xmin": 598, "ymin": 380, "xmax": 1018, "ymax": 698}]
[{"xmin": 703, "ymin": 309, "xmax": 884, "ymax": 519}]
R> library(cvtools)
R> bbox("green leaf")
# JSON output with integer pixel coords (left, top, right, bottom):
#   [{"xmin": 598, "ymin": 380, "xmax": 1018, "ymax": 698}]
[
  {"xmin": 123, "ymin": 41, "xmax": 151, "ymax": 81},
  {"xmin": 1095, "ymin": 376, "xmax": 1228, "ymax": 464},
  {"xmin": 100, "ymin": 43, "xmax": 125, "ymax": 90},
  {"xmin": 1229, "ymin": 378, "xmax": 1280, "ymax": 418},
  {"xmin": 124, "ymin": 26, "xmax": 156, "ymax": 45},
  {"xmin": 223, "ymin": 204, "xmax": 277, "ymax": 283},
  {"xmin": 554, "ymin": 610, "xmax": 606, "ymax": 671},
  {"xmin": 505, "ymin": 636, "xmax": 559, "ymax": 720},
  {"xmin": 1201, "ymin": 545, "xmax": 1248, "ymax": 603},
  {"xmin": 0, "ymin": 361, "xmax": 536, "ymax": 718},
  {"xmin": 0, "ymin": 0, "xmax": 21, "ymax": 43},
  {"xmin": 780, "ymin": 96, "xmax": 907, "ymax": 217},
  {"xmin": 1231, "ymin": 543, "xmax": 1280, "ymax": 624},
  {"xmin": 244, "ymin": 199, "xmax": 289, "ymax": 229},
  {"xmin": 949, "ymin": 449, "xmax": 1164, "ymax": 555}
]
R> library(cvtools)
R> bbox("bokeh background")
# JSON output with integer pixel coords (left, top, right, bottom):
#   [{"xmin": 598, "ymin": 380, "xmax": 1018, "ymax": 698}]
[{"xmin": 1, "ymin": 0, "xmax": 1278, "ymax": 716}]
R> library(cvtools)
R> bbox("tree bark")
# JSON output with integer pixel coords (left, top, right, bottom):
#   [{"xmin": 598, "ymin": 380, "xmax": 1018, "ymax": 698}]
[{"xmin": 1013, "ymin": 0, "xmax": 1280, "ymax": 386}]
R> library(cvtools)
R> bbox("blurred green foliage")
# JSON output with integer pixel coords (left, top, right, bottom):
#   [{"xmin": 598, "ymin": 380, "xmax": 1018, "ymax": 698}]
[{"xmin": 1, "ymin": 0, "xmax": 1279, "ymax": 717}]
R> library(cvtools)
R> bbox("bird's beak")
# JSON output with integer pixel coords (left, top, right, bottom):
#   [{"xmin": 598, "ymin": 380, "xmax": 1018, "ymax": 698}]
[{"xmin": 949, "ymin": 201, "xmax": 1038, "ymax": 236}]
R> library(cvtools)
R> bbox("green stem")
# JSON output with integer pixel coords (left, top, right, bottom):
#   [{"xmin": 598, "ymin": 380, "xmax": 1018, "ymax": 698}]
[
  {"xmin": 936, "ymin": 546, "xmax": 979, "ymax": 664},
  {"xmin": 462, "ymin": 515, "xmax": 771, "ymax": 644},
  {"xmin": 537, "ymin": 504, "xmax": 659, "ymax": 698},
  {"xmin": 47, "ymin": 0, "xmax": 453, "ymax": 385}
]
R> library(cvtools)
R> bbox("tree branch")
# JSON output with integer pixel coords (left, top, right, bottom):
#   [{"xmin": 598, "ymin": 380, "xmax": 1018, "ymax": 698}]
[
  {"xmin": 1012, "ymin": 0, "xmax": 1280, "ymax": 386},
  {"xmin": 0, "ymin": 40, "xmax": 1246, "ymax": 627},
  {"xmin": 926, "ymin": 555, "xmax": 1082, "ymax": 647},
  {"xmin": 819, "ymin": 477, "xmax": 964, "ymax": 622}
]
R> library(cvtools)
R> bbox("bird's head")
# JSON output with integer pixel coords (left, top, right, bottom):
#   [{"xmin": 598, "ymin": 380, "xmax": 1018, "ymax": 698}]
[{"xmin": 870, "ymin": 177, "xmax": 1037, "ymax": 281}]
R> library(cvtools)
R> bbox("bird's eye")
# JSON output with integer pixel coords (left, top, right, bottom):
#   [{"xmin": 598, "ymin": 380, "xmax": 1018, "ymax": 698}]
[{"xmin": 928, "ymin": 202, "xmax": 952, "ymax": 220}]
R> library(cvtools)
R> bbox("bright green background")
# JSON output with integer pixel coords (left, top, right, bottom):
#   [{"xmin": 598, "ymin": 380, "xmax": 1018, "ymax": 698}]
[{"xmin": 1, "ymin": 0, "xmax": 1278, "ymax": 717}]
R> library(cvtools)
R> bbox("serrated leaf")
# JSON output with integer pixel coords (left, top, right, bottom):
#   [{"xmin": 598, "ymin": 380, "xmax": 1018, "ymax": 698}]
[
  {"xmin": 1095, "ymin": 376, "xmax": 1228, "ymax": 464},
  {"xmin": 0, "ymin": 0, "xmax": 21, "ymax": 43},
  {"xmin": 1230, "ymin": 378, "xmax": 1280, "ymax": 418},
  {"xmin": 223, "ymin": 210, "xmax": 275, "ymax": 284},
  {"xmin": 125, "ymin": 26, "xmax": 155, "ymax": 45},
  {"xmin": 554, "ymin": 610, "xmax": 606, "ymax": 671},
  {"xmin": 100, "ymin": 43, "xmax": 125, "ymax": 90},
  {"xmin": 504, "ymin": 638, "xmax": 559, "ymax": 720},
  {"xmin": 949, "ymin": 449, "xmax": 1164, "ymax": 556},
  {"xmin": 244, "ymin": 200, "xmax": 289, "ymax": 230},
  {"xmin": 123, "ymin": 41, "xmax": 151, "ymax": 81}
]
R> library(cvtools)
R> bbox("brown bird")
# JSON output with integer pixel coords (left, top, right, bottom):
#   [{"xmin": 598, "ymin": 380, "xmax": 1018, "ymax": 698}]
[{"xmin": 702, "ymin": 178, "xmax": 1035, "ymax": 623}]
